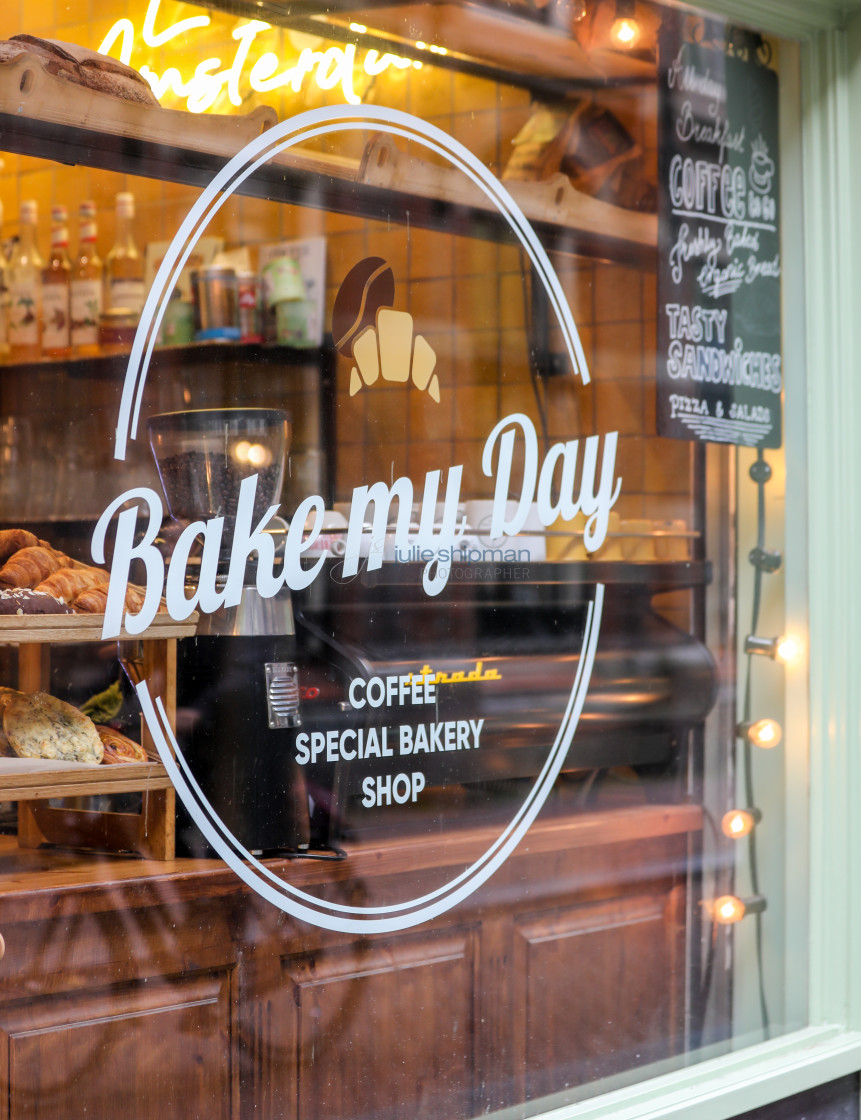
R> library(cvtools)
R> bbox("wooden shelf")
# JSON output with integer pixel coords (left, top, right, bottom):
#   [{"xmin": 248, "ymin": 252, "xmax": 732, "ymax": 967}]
[
  {"xmin": 0, "ymin": 802, "xmax": 702, "ymax": 917},
  {"xmin": 0, "ymin": 612, "xmax": 197, "ymax": 643},
  {"xmin": 3, "ymin": 623, "xmax": 185, "ymax": 859},
  {"xmin": 0, "ymin": 341, "xmax": 328, "ymax": 380},
  {"xmin": 0, "ymin": 757, "xmax": 171, "ymax": 801},
  {"xmin": 0, "ymin": 51, "xmax": 655, "ymax": 265}
]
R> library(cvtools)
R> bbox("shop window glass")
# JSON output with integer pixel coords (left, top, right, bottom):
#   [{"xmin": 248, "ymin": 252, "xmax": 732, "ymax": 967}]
[{"xmin": 0, "ymin": 1, "xmax": 805, "ymax": 1116}]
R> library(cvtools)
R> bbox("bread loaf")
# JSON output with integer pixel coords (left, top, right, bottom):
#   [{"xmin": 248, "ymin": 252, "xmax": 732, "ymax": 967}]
[{"xmin": 8, "ymin": 35, "xmax": 158, "ymax": 105}]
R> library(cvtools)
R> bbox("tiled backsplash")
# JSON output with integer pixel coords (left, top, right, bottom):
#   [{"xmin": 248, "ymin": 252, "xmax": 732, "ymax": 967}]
[{"xmin": 0, "ymin": 1, "xmax": 693, "ymax": 532}]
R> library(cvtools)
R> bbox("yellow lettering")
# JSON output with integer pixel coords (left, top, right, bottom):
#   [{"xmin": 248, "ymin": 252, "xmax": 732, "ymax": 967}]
[
  {"xmin": 142, "ymin": 0, "xmax": 209, "ymax": 47},
  {"xmin": 98, "ymin": 17, "xmax": 135, "ymax": 64},
  {"xmin": 99, "ymin": 2, "xmax": 414, "ymax": 113},
  {"xmin": 249, "ymin": 52, "xmax": 282, "ymax": 91},
  {"xmin": 140, "ymin": 64, "xmax": 193, "ymax": 101},
  {"xmin": 186, "ymin": 58, "xmax": 222, "ymax": 114},
  {"xmin": 225, "ymin": 21, "xmax": 270, "ymax": 106}
]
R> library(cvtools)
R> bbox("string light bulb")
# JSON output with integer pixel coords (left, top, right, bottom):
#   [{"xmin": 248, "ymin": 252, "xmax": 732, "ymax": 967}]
[
  {"xmin": 610, "ymin": 0, "xmax": 641, "ymax": 47},
  {"xmin": 738, "ymin": 718, "xmax": 782, "ymax": 749},
  {"xmin": 712, "ymin": 894, "xmax": 767, "ymax": 925},
  {"xmin": 748, "ymin": 546, "xmax": 782, "ymax": 573},
  {"xmin": 721, "ymin": 808, "xmax": 762, "ymax": 838},
  {"xmin": 774, "ymin": 634, "xmax": 802, "ymax": 663},
  {"xmin": 744, "ymin": 634, "xmax": 802, "ymax": 662}
]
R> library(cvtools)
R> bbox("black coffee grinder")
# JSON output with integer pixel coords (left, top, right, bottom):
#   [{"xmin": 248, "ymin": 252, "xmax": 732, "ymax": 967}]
[{"xmin": 148, "ymin": 408, "xmax": 311, "ymax": 856}]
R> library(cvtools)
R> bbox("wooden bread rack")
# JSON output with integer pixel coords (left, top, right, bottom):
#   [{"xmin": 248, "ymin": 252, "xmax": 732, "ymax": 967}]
[{"xmin": 0, "ymin": 613, "xmax": 196, "ymax": 861}]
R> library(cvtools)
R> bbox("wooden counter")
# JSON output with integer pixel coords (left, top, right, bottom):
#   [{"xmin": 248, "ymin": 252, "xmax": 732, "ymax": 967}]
[{"xmin": 0, "ymin": 803, "xmax": 704, "ymax": 1119}]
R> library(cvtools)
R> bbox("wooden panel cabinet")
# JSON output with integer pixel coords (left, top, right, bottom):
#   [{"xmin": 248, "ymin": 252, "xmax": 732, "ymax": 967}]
[
  {"xmin": 278, "ymin": 928, "xmax": 480, "ymax": 1120},
  {"xmin": 0, "ymin": 805, "xmax": 702, "ymax": 1119},
  {"xmin": 0, "ymin": 970, "xmax": 235, "ymax": 1120},
  {"xmin": 513, "ymin": 888, "xmax": 685, "ymax": 1100}
]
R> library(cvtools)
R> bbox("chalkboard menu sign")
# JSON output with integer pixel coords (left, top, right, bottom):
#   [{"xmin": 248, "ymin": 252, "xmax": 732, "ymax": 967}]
[{"xmin": 656, "ymin": 19, "xmax": 782, "ymax": 448}]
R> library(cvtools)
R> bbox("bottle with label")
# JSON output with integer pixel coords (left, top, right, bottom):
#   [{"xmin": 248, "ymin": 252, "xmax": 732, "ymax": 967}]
[
  {"xmin": 0, "ymin": 198, "xmax": 8, "ymax": 360},
  {"xmin": 8, "ymin": 199, "xmax": 43, "ymax": 362},
  {"xmin": 105, "ymin": 192, "xmax": 145, "ymax": 319},
  {"xmin": 71, "ymin": 201, "xmax": 103, "ymax": 357},
  {"xmin": 42, "ymin": 204, "xmax": 72, "ymax": 360}
]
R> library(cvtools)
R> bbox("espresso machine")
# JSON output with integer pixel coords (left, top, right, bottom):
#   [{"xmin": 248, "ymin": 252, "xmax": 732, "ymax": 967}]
[
  {"xmin": 148, "ymin": 407, "xmax": 312, "ymax": 856},
  {"xmin": 148, "ymin": 408, "xmax": 717, "ymax": 856}
]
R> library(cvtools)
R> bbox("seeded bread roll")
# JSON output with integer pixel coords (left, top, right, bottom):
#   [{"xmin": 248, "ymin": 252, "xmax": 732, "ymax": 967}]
[{"xmin": 3, "ymin": 691, "xmax": 103, "ymax": 763}]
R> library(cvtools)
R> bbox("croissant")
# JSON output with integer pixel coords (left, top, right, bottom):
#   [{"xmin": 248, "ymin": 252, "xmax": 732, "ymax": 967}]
[
  {"xmin": 72, "ymin": 583, "xmax": 147, "ymax": 614},
  {"xmin": 0, "ymin": 546, "xmax": 70, "ymax": 589},
  {"xmin": 0, "ymin": 529, "xmax": 39, "ymax": 563},
  {"xmin": 95, "ymin": 725, "xmax": 149, "ymax": 764},
  {"xmin": 35, "ymin": 565, "xmax": 109, "ymax": 604}
]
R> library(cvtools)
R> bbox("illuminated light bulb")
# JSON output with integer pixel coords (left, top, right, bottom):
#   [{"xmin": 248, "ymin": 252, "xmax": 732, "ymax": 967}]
[
  {"xmin": 714, "ymin": 895, "xmax": 746, "ymax": 924},
  {"xmin": 738, "ymin": 718, "xmax": 783, "ymax": 749},
  {"xmin": 775, "ymin": 635, "xmax": 802, "ymax": 663},
  {"xmin": 610, "ymin": 0, "xmax": 640, "ymax": 48},
  {"xmin": 413, "ymin": 60, "xmax": 423, "ymax": 69},
  {"xmin": 437, "ymin": 46, "xmax": 448, "ymax": 55},
  {"xmin": 349, "ymin": 22, "xmax": 367, "ymax": 33},
  {"xmin": 712, "ymin": 894, "xmax": 767, "ymax": 924},
  {"xmin": 415, "ymin": 41, "xmax": 427, "ymax": 49},
  {"xmin": 721, "ymin": 809, "xmax": 761, "ymax": 838},
  {"xmin": 744, "ymin": 634, "xmax": 802, "ymax": 662},
  {"xmin": 234, "ymin": 440, "xmax": 251, "ymax": 463}
]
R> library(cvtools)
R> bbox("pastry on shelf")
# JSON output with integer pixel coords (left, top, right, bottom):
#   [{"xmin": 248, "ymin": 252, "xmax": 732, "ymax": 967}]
[
  {"xmin": 96, "ymin": 726, "xmax": 149, "ymax": 764},
  {"xmin": 0, "ymin": 588, "xmax": 74, "ymax": 615},
  {"xmin": 0, "ymin": 544, "xmax": 72, "ymax": 589},
  {"xmin": 35, "ymin": 565, "xmax": 109, "ymax": 604},
  {"xmin": 3, "ymin": 690, "xmax": 104, "ymax": 763}
]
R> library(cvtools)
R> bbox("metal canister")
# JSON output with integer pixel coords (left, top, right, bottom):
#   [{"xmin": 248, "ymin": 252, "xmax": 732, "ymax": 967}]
[
  {"xmin": 237, "ymin": 271, "xmax": 263, "ymax": 343},
  {"xmin": 191, "ymin": 266, "xmax": 240, "ymax": 341}
]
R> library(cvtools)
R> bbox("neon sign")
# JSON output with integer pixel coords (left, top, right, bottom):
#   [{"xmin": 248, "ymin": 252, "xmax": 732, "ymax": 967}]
[{"xmin": 98, "ymin": 0, "xmax": 420, "ymax": 113}]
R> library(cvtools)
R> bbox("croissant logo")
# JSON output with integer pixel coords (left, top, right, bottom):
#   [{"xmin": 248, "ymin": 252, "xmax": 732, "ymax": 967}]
[{"xmin": 332, "ymin": 257, "xmax": 441, "ymax": 402}]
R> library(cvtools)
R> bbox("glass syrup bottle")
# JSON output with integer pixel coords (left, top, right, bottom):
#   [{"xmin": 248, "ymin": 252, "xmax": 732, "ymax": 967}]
[
  {"xmin": 104, "ymin": 191, "xmax": 144, "ymax": 319},
  {"xmin": 71, "ymin": 201, "xmax": 103, "ymax": 357},
  {"xmin": 42, "ymin": 204, "xmax": 72, "ymax": 360},
  {"xmin": 8, "ymin": 199, "xmax": 43, "ymax": 362}
]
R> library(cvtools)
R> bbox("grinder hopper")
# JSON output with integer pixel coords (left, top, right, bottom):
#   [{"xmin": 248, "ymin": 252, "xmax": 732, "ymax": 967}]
[{"xmin": 148, "ymin": 407, "xmax": 293, "ymax": 636}]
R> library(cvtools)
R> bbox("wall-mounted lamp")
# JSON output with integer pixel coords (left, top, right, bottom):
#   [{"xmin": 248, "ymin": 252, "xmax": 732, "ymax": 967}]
[
  {"xmin": 713, "ymin": 894, "xmax": 767, "ymax": 925},
  {"xmin": 721, "ymin": 808, "xmax": 762, "ymax": 838},
  {"xmin": 737, "ymin": 718, "xmax": 782, "ymax": 749},
  {"xmin": 610, "ymin": 0, "xmax": 640, "ymax": 47}
]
